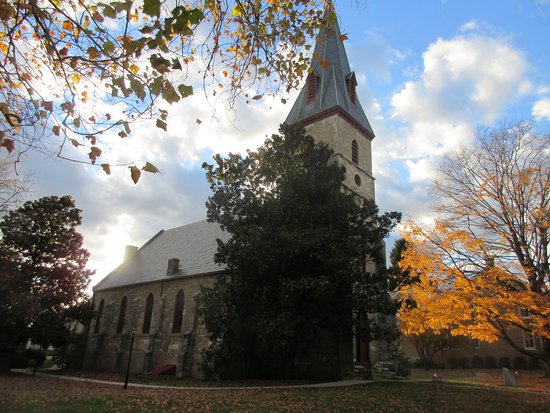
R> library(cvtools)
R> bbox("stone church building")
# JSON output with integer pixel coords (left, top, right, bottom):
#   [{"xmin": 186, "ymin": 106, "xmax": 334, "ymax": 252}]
[{"xmin": 83, "ymin": 10, "xmax": 378, "ymax": 379}]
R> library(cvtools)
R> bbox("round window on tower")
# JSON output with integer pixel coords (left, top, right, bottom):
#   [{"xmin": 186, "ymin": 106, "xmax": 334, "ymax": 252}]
[{"xmin": 354, "ymin": 174, "xmax": 361, "ymax": 186}]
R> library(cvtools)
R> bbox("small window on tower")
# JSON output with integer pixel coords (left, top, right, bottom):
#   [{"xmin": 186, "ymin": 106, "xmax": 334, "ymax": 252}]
[
  {"xmin": 351, "ymin": 139, "xmax": 358, "ymax": 164},
  {"xmin": 354, "ymin": 174, "xmax": 361, "ymax": 186},
  {"xmin": 306, "ymin": 72, "xmax": 318, "ymax": 103}
]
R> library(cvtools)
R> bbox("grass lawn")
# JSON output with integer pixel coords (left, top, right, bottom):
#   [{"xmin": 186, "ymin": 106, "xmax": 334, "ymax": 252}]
[{"xmin": 1, "ymin": 373, "xmax": 549, "ymax": 412}]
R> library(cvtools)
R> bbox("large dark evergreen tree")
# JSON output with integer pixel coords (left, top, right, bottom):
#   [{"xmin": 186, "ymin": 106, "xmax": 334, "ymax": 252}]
[
  {"xmin": 0, "ymin": 196, "xmax": 93, "ymax": 371},
  {"xmin": 199, "ymin": 126, "xmax": 400, "ymax": 379}
]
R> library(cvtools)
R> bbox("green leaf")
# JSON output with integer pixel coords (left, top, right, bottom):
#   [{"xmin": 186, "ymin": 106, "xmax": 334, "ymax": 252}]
[
  {"xmin": 143, "ymin": 0, "xmax": 161, "ymax": 17},
  {"xmin": 112, "ymin": 0, "xmax": 132, "ymax": 13},
  {"xmin": 73, "ymin": 118, "xmax": 81, "ymax": 129},
  {"xmin": 178, "ymin": 84, "xmax": 193, "ymax": 98},
  {"xmin": 188, "ymin": 8, "xmax": 204, "ymax": 24},
  {"xmin": 172, "ymin": 58, "xmax": 182, "ymax": 70},
  {"xmin": 103, "ymin": 40, "xmax": 115, "ymax": 54},
  {"xmin": 101, "ymin": 5, "xmax": 116, "ymax": 19},
  {"xmin": 142, "ymin": 162, "xmax": 160, "ymax": 173},
  {"xmin": 161, "ymin": 82, "xmax": 180, "ymax": 104},
  {"xmin": 156, "ymin": 119, "xmax": 167, "ymax": 131},
  {"xmin": 140, "ymin": 25, "xmax": 155, "ymax": 35},
  {"xmin": 150, "ymin": 77, "xmax": 163, "ymax": 96},
  {"xmin": 129, "ymin": 76, "xmax": 146, "ymax": 100},
  {"xmin": 150, "ymin": 54, "xmax": 171, "ymax": 74}
]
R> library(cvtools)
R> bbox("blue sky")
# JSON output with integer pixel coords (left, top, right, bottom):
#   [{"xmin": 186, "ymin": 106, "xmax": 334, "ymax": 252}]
[{"xmin": 11, "ymin": 0, "xmax": 550, "ymax": 287}]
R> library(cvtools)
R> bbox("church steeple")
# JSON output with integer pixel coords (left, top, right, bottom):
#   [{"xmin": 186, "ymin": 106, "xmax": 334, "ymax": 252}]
[
  {"xmin": 285, "ymin": 7, "xmax": 374, "ymax": 140},
  {"xmin": 284, "ymin": 5, "xmax": 376, "ymax": 202}
]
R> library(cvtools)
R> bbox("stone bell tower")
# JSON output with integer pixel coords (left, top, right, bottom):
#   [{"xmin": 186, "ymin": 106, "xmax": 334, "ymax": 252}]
[
  {"xmin": 284, "ymin": 8, "xmax": 376, "ymax": 204},
  {"xmin": 284, "ymin": 5, "xmax": 378, "ymax": 373}
]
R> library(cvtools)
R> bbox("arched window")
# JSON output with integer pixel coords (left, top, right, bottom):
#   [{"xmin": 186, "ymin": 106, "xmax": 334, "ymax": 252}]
[
  {"xmin": 172, "ymin": 290, "xmax": 185, "ymax": 333},
  {"xmin": 142, "ymin": 293, "xmax": 154, "ymax": 334},
  {"xmin": 351, "ymin": 139, "xmax": 358, "ymax": 164},
  {"xmin": 116, "ymin": 296, "xmax": 127, "ymax": 334},
  {"xmin": 93, "ymin": 299, "xmax": 104, "ymax": 334},
  {"xmin": 306, "ymin": 72, "xmax": 318, "ymax": 103}
]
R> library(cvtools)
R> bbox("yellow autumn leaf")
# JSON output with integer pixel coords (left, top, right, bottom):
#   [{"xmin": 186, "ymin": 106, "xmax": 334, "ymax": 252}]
[{"xmin": 62, "ymin": 20, "xmax": 73, "ymax": 31}]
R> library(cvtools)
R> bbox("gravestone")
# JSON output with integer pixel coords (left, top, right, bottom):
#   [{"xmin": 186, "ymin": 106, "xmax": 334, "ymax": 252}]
[{"xmin": 502, "ymin": 367, "xmax": 517, "ymax": 387}]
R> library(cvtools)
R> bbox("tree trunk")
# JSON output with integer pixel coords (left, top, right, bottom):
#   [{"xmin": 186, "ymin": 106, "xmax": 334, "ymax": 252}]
[
  {"xmin": 542, "ymin": 355, "xmax": 550, "ymax": 378},
  {"xmin": 0, "ymin": 348, "xmax": 15, "ymax": 373}
]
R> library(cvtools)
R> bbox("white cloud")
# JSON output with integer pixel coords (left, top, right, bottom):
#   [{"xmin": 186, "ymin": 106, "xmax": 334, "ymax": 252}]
[
  {"xmin": 532, "ymin": 97, "xmax": 550, "ymax": 120},
  {"xmin": 405, "ymin": 158, "xmax": 436, "ymax": 182},
  {"xmin": 379, "ymin": 33, "xmax": 531, "ymax": 228},
  {"xmin": 391, "ymin": 36, "xmax": 528, "ymax": 125},
  {"xmin": 459, "ymin": 20, "xmax": 479, "ymax": 33},
  {"xmin": 19, "ymin": 81, "xmax": 298, "ymax": 288}
]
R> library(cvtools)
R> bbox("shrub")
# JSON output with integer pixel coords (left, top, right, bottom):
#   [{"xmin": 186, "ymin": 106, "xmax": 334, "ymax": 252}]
[
  {"xmin": 413, "ymin": 359, "xmax": 443, "ymax": 369},
  {"xmin": 24, "ymin": 349, "xmax": 46, "ymax": 367},
  {"xmin": 484, "ymin": 355, "xmax": 497, "ymax": 368},
  {"xmin": 458, "ymin": 356, "xmax": 469, "ymax": 369},
  {"xmin": 10, "ymin": 352, "xmax": 29, "ymax": 368},
  {"xmin": 513, "ymin": 356, "xmax": 527, "ymax": 369},
  {"xmin": 394, "ymin": 353, "xmax": 412, "ymax": 378},
  {"xmin": 448, "ymin": 357, "xmax": 458, "ymax": 369},
  {"xmin": 528, "ymin": 357, "xmax": 542, "ymax": 370},
  {"xmin": 499, "ymin": 356, "xmax": 511, "ymax": 368},
  {"xmin": 471, "ymin": 355, "xmax": 484, "ymax": 368},
  {"xmin": 53, "ymin": 331, "xmax": 88, "ymax": 369}
]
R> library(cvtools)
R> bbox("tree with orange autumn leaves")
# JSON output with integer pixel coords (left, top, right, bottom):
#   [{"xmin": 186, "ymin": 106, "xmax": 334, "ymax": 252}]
[
  {"xmin": 0, "ymin": 0, "xmax": 344, "ymax": 182},
  {"xmin": 399, "ymin": 122, "xmax": 549, "ymax": 375}
]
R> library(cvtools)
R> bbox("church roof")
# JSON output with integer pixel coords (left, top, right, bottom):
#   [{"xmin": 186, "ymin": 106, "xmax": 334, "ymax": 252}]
[
  {"xmin": 284, "ymin": 9, "xmax": 374, "ymax": 139},
  {"xmin": 94, "ymin": 220, "xmax": 227, "ymax": 291}
]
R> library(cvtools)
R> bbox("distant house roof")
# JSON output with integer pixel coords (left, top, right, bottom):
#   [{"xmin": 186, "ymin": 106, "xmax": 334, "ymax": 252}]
[
  {"xmin": 284, "ymin": 9, "xmax": 374, "ymax": 139},
  {"xmin": 94, "ymin": 220, "xmax": 228, "ymax": 291}
]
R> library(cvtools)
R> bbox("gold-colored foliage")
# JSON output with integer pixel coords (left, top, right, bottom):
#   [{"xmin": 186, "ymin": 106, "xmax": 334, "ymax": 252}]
[{"xmin": 399, "ymin": 122, "xmax": 549, "ymax": 353}]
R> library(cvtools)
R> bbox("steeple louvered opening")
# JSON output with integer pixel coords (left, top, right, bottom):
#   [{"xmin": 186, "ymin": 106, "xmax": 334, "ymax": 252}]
[
  {"xmin": 284, "ymin": 14, "xmax": 374, "ymax": 140},
  {"xmin": 346, "ymin": 73, "xmax": 357, "ymax": 105},
  {"xmin": 351, "ymin": 139, "xmax": 358, "ymax": 164},
  {"xmin": 306, "ymin": 72, "xmax": 319, "ymax": 103}
]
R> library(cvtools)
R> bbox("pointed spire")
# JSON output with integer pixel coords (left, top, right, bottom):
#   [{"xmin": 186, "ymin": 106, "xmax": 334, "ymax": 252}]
[{"xmin": 285, "ymin": 4, "xmax": 374, "ymax": 139}]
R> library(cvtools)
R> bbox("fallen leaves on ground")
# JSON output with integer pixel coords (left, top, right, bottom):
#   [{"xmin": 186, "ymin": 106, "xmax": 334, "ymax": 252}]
[{"xmin": 1, "ymin": 373, "xmax": 549, "ymax": 413}]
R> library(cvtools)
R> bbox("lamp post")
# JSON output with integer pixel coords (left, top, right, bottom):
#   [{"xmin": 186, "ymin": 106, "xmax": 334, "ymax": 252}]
[{"xmin": 123, "ymin": 330, "xmax": 135, "ymax": 390}]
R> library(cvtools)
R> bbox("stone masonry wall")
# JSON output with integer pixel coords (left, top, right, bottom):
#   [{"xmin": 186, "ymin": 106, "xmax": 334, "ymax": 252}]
[
  {"xmin": 305, "ymin": 114, "xmax": 375, "ymax": 201},
  {"xmin": 83, "ymin": 274, "xmax": 218, "ymax": 378}
]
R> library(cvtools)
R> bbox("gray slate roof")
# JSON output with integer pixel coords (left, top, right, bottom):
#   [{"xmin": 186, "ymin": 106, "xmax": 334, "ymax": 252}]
[
  {"xmin": 94, "ymin": 220, "xmax": 228, "ymax": 291},
  {"xmin": 284, "ymin": 11, "xmax": 374, "ymax": 138}
]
